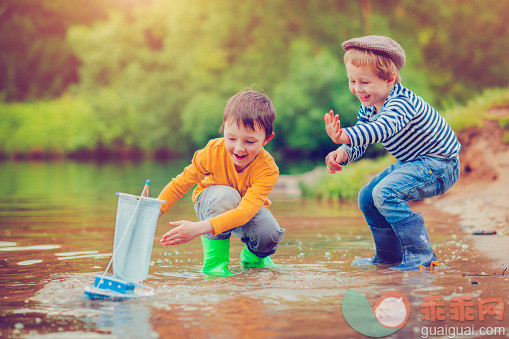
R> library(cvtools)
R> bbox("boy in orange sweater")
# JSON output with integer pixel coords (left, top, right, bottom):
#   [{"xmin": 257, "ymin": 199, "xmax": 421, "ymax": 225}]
[{"xmin": 158, "ymin": 91, "xmax": 285, "ymax": 276}]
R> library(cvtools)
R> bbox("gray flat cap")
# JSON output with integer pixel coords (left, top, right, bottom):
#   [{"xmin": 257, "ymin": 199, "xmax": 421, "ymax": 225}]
[{"xmin": 342, "ymin": 35, "xmax": 406, "ymax": 70}]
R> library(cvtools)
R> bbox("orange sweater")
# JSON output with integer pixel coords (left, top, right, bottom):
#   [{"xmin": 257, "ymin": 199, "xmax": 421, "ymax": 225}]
[{"xmin": 158, "ymin": 138, "xmax": 279, "ymax": 235}]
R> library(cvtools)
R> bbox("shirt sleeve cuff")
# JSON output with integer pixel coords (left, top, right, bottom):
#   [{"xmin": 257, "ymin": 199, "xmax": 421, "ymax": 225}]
[{"xmin": 339, "ymin": 145, "xmax": 352, "ymax": 166}]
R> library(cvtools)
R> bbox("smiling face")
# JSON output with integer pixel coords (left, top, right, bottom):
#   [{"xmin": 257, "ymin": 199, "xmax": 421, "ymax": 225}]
[
  {"xmin": 346, "ymin": 62, "xmax": 395, "ymax": 112},
  {"xmin": 223, "ymin": 119, "xmax": 273, "ymax": 172}
]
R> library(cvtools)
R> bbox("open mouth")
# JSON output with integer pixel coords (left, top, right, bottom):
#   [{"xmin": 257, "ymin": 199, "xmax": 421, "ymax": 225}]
[
  {"xmin": 359, "ymin": 95, "xmax": 370, "ymax": 101},
  {"xmin": 233, "ymin": 153, "xmax": 247, "ymax": 161}
]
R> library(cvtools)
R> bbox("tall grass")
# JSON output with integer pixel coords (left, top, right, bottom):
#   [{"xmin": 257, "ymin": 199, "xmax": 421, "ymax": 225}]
[
  {"xmin": 443, "ymin": 87, "xmax": 509, "ymax": 131},
  {"xmin": 300, "ymin": 155, "xmax": 395, "ymax": 202}
]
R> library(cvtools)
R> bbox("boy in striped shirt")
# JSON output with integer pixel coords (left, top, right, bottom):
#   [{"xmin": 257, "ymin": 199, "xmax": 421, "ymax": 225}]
[{"xmin": 324, "ymin": 35, "xmax": 460, "ymax": 271}]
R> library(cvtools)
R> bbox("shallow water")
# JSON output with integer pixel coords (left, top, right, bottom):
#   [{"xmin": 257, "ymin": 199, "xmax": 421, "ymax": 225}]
[{"xmin": 1, "ymin": 161, "xmax": 508, "ymax": 338}]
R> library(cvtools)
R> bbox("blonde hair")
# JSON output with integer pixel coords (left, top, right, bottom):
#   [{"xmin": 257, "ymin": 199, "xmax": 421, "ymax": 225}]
[{"xmin": 344, "ymin": 47, "xmax": 401, "ymax": 83}]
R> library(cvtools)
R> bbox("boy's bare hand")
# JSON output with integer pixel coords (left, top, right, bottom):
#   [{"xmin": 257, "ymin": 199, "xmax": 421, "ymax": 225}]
[
  {"xmin": 324, "ymin": 110, "xmax": 343, "ymax": 144},
  {"xmin": 160, "ymin": 220, "xmax": 213, "ymax": 246},
  {"xmin": 325, "ymin": 148, "xmax": 348, "ymax": 174}
]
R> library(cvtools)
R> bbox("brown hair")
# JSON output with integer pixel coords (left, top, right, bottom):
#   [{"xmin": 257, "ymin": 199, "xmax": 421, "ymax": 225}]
[
  {"xmin": 344, "ymin": 47, "xmax": 401, "ymax": 83},
  {"xmin": 219, "ymin": 91, "xmax": 275, "ymax": 139}
]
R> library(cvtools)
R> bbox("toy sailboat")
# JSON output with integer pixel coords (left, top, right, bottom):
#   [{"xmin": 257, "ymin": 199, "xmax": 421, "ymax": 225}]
[{"xmin": 84, "ymin": 180, "xmax": 165, "ymax": 300}]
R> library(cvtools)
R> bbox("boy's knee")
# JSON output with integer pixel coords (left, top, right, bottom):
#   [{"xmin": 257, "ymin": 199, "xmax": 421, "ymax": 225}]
[
  {"xmin": 250, "ymin": 228, "xmax": 285, "ymax": 257},
  {"xmin": 197, "ymin": 185, "xmax": 241, "ymax": 218},
  {"xmin": 245, "ymin": 210, "xmax": 285, "ymax": 257},
  {"xmin": 372, "ymin": 184, "xmax": 391, "ymax": 210},
  {"xmin": 213, "ymin": 189, "xmax": 241, "ymax": 212},
  {"xmin": 358, "ymin": 184, "xmax": 374, "ymax": 212},
  {"xmin": 261, "ymin": 225, "xmax": 285, "ymax": 246}
]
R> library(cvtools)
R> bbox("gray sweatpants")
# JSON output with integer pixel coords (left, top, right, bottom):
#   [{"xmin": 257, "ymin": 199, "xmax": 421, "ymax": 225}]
[{"xmin": 194, "ymin": 185, "xmax": 285, "ymax": 258}]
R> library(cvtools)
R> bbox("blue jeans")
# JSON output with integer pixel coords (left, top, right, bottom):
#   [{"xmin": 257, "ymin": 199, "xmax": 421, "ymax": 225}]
[
  {"xmin": 358, "ymin": 156, "xmax": 460, "ymax": 225},
  {"xmin": 194, "ymin": 185, "xmax": 286, "ymax": 258}
]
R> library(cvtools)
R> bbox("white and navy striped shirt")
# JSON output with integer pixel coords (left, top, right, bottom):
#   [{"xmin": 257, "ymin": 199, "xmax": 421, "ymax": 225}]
[{"xmin": 341, "ymin": 83, "xmax": 460, "ymax": 164}]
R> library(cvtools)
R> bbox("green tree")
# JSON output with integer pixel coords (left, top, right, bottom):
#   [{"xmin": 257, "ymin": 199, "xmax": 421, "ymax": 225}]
[
  {"xmin": 3, "ymin": 0, "xmax": 507, "ymax": 158},
  {"xmin": 273, "ymin": 40, "xmax": 351, "ymax": 155},
  {"xmin": 0, "ymin": 0, "xmax": 117, "ymax": 101},
  {"xmin": 379, "ymin": 0, "xmax": 509, "ymax": 105}
]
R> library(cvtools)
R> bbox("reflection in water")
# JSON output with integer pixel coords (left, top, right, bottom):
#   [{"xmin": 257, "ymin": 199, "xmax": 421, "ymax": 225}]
[
  {"xmin": 94, "ymin": 303, "xmax": 155, "ymax": 339},
  {"xmin": 0, "ymin": 161, "xmax": 508, "ymax": 338},
  {"xmin": 56, "ymin": 253, "xmax": 112, "ymax": 261},
  {"xmin": 17, "ymin": 260, "xmax": 43, "ymax": 266},
  {"xmin": 55, "ymin": 251, "xmax": 100, "ymax": 256},
  {"xmin": 0, "ymin": 244, "xmax": 61, "ymax": 251}
]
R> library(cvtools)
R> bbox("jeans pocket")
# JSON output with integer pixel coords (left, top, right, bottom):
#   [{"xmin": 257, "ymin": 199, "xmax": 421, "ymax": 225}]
[
  {"xmin": 407, "ymin": 157, "xmax": 454, "ymax": 200},
  {"xmin": 406, "ymin": 179, "xmax": 445, "ymax": 200},
  {"xmin": 420, "ymin": 157, "xmax": 448, "ymax": 178}
]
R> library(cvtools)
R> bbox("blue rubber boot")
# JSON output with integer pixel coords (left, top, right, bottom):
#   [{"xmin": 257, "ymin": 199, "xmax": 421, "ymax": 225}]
[
  {"xmin": 201, "ymin": 237, "xmax": 233, "ymax": 277},
  {"xmin": 240, "ymin": 246, "xmax": 275, "ymax": 268},
  {"xmin": 389, "ymin": 213, "xmax": 438, "ymax": 271},
  {"xmin": 352, "ymin": 225, "xmax": 403, "ymax": 266}
]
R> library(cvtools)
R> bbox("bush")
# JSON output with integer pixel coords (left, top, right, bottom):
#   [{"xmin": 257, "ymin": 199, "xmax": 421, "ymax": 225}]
[
  {"xmin": 443, "ymin": 87, "xmax": 509, "ymax": 131},
  {"xmin": 300, "ymin": 155, "xmax": 395, "ymax": 202},
  {"xmin": 0, "ymin": 96, "xmax": 98, "ymax": 155}
]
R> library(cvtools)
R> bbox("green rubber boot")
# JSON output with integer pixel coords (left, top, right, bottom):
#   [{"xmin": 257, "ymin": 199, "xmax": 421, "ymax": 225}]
[
  {"xmin": 201, "ymin": 237, "xmax": 233, "ymax": 277},
  {"xmin": 240, "ymin": 246, "xmax": 275, "ymax": 268}
]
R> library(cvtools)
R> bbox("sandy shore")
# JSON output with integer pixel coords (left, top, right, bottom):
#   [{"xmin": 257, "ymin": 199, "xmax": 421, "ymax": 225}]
[
  {"xmin": 425, "ymin": 182, "xmax": 509, "ymax": 269},
  {"xmin": 428, "ymin": 112, "xmax": 509, "ymax": 269},
  {"xmin": 411, "ymin": 171, "xmax": 509, "ymax": 270}
]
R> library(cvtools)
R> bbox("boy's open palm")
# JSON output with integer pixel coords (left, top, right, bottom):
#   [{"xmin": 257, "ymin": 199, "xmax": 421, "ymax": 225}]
[
  {"xmin": 324, "ymin": 110, "xmax": 343, "ymax": 144},
  {"xmin": 160, "ymin": 220, "xmax": 213, "ymax": 246}
]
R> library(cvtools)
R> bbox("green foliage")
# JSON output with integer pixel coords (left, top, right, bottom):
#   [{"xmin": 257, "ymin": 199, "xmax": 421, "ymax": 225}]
[
  {"xmin": 273, "ymin": 39, "xmax": 358, "ymax": 154},
  {"xmin": 500, "ymin": 117, "xmax": 509, "ymax": 144},
  {"xmin": 181, "ymin": 93, "xmax": 225, "ymax": 146},
  {"xmin": 300, "ymin": 155, "xmax": 396, "ymax": 202},
  {"xmin": 443, "ymin": 87, "xmax": 509, "ymax": 132},
  {"xmin": 383, "ymin": 0, "xmax": 509, "ymax": 105},
  {"xmin": 0, "ymin": 96, "xmax": 98, "ymax": 154},
  {"xmin": 63, "ymin": 0, "xmax": 368, "ymax": 155},
  {"xmin": 1, "ymin": 0, "xmax": 508, "ymax": 158},
  {"xmin": 0, "ymin": 0, "xmax": 115, "ymax": 101},
  {"xmin": 65, "ymin": 1, "xmax": 296, "ymax": 153}
]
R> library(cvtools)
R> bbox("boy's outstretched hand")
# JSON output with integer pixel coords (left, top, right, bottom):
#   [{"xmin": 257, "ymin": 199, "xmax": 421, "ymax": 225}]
[
  {"xmin": 160, "ymin": 220, "xmax": 213, "ymax": 246},
  {"xmin": 324, "ymin": 110, "xmax": 343, "ymax": 144},
  {"xmin": 325, "ymin": 148, "xmax": 348, "ymax": 174}
]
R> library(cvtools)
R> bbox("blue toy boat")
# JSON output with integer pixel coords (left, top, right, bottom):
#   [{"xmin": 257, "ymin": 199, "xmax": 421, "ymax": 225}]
[
  {"xmin": 84, "ymin": 275, "xmax": 154, "ymax": 300},
  {"xmin": 84, "ymin": 180, "xmax": 164, "ymax": 301}
]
